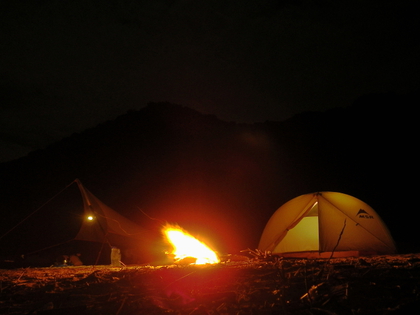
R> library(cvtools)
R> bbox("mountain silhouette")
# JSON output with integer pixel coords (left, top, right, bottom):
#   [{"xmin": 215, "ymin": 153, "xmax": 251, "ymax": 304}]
[{"xmin": 0, "ymin": 92, "xmax": 418, "ymax": 257}]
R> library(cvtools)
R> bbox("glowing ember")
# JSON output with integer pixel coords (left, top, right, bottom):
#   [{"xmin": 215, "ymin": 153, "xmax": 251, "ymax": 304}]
[{"xmin": 162, "ymin": 224, "xmax": 220, "ymax": 265}]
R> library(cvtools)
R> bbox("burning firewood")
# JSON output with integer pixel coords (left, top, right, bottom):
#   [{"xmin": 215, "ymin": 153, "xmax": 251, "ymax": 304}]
[
  {"xmin": 174, "ymin": 256, "xmax": 197, "ymax": 266},
  {"xmin": 162, "ymin": 223, "xmax": 220, "ymax": 265}
]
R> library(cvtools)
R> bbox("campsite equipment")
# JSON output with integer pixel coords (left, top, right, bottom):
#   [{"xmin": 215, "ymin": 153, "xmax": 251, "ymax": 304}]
[
  {"xmin": 110, "ymin": 247, "xmax": 122, "ymax": 266},
  {"xmin": 258, "ymin": 192, "xmax": 396, "ymax": 257}
]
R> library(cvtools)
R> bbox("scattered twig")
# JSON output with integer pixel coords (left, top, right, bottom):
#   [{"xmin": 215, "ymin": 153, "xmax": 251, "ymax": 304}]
[
  {"xmin": 16, "ymin": 267, "xmax": 30, "ymax": 281},
  {"xmin": 115, "ymin": 297, "xmax": 127, "ymax": 315},
  {"xmin": 240, "ymin": 248, "xmax": 274, "ymax": 261}
]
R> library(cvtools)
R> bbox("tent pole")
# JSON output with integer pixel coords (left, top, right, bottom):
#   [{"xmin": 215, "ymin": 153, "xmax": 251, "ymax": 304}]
[{"xmin": 94, "ymin": 233, "xmax": 111, "ymax": 266}]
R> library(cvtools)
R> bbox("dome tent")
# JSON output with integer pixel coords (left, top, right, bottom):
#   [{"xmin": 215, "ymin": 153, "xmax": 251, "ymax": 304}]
[{"xmin": 258, "ymin": 192, "xmax": 396, "ymax": 258}]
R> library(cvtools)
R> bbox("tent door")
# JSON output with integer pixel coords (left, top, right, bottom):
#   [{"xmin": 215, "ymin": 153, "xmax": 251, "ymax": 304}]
[{"xmin": 276, "ymin": 216, "xmax": 319, "ymax": 253}]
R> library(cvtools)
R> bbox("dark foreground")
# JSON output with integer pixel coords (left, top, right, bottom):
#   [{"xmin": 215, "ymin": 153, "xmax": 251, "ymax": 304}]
[{"xmin": 1, "ymin": 254, "xmax": 420, "ymax": 315}]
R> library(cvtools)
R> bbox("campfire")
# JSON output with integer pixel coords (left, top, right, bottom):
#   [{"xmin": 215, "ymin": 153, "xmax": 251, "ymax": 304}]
[{"xmin": 162, "ymin": 224, "xmax": 220, "ymax": 265}]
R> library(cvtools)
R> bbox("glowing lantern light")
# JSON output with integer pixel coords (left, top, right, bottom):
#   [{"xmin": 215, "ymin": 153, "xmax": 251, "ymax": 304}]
[{"xmin": 162, "ymin": 224, "xmax": 220, "ymax": 265}]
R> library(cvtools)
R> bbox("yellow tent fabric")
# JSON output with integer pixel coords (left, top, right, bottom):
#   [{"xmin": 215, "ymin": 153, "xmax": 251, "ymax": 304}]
[{"xmin": 258, "ymin": 192, "xmax": 396, "ymax": 257}]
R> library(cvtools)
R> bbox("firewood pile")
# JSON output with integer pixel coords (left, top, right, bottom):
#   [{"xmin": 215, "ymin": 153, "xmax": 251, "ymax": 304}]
[{"xmin": 1, "ymin": 254, "xmax": 420, "ymax": 314}]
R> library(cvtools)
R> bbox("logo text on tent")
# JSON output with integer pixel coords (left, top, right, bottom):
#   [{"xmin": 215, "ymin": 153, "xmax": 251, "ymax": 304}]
[{"xmin": 357, "ymin": 209, "xmax": 374, "ymax": 219}]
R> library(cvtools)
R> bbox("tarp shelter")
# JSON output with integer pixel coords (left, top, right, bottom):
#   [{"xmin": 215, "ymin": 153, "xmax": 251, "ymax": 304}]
[
  {"xmin": 73, "ymin": 179, "xmax": 156, "ymax": 263},
  {"xmin": 0, "ymin": 179, "xmax": 159, "ymax": 266},
  {"xmin": 75, "ymin": 179, "xmax": 147, "ymax": 245},
  {"xmin": 258, "ymin": 192, "xmax": 396, "ymax": 258}
]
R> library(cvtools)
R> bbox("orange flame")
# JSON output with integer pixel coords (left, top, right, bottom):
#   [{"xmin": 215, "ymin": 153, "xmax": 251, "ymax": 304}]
[{"xmin": 162, "ymin": 224, "xmax": 220, "ymax": 265}]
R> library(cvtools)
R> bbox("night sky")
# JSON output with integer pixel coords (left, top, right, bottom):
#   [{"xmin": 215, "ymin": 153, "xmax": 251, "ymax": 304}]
[{"xmin": 1, "ymin": 0, "xmax": 419, "ymax": 163}]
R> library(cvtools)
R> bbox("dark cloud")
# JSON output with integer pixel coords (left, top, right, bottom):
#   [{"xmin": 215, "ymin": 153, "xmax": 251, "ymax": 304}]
[{"xmin": 1, "ymin": 0, "xmax": 419, "ymax": 162}]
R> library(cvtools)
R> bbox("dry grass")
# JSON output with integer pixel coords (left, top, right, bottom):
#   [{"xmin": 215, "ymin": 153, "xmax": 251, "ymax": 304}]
[{"xmin": 1, "ymin": 254, "xmax": 420, "ymax": 314}]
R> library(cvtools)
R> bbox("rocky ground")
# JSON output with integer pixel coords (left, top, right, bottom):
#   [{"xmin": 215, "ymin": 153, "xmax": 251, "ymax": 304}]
[{"xmin": 1, "ymin": 254, "xmax": 420, "ymax": 314}]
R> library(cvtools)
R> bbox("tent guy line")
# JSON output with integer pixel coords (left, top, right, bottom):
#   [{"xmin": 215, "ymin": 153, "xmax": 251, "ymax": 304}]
[{"xmin": 0, "ymin": 181, "xmax": 75, "ymax": 243}]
